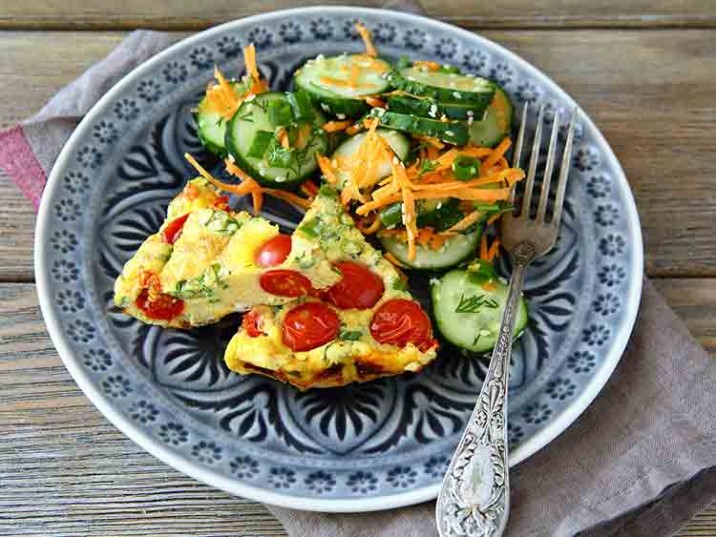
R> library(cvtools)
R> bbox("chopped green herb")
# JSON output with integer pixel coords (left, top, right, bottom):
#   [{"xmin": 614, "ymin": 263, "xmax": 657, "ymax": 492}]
[
  {"xmin": 418, "ymin": 159, "xmax": 438, "ymax": 175},
  {"xmin": 455, "ymin": 292, "xmax": 499, "ymax": 313},
  {"xmin": 297, "ymin": 217, "xmax": 324, "ymax": 238},
  {"xmin": 339, "ymin": 330, "xmax": 363, "ymax": 341}
]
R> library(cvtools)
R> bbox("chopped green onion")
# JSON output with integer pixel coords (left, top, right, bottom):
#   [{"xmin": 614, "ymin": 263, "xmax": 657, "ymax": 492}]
[
  {"xmin": 379, "ymin": 202, "xmax": 403, "ymax": 228},
  {"xmin": 267, "ymin": 99, "xmax": 294, "ymax": 127},
  {"xmin": 288, "ymin": 90, "xmax": 316, "ymax": 123},
  {"xmin": 247, "ymin": 130, "xmax": 275, "ymax": 159},
  {"xmin": 452, "ymin": 154, "xmax": 480, "ymax": 181}
]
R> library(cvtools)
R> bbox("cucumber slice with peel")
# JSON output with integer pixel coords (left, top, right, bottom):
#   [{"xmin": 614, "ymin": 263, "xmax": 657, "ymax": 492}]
[
  {"xmin": 369, "ymin": 108, "xmax": 469, "ymax": 145},
  {"xmin": 388, "ymin": 65, "xmax": 495, "ymax": 107},
  {"xmin": 431, "ymin": 267, "xmax": 528, "ymax": 353},
  {"xmin": 294, "ymin": 54, "xmax": 391, "ymax": 118},
  {"xmin": 225, "ymin": 92, "xmax": 327, "ymax": 188},
  {"xmin": 379, "ymin": 228, "xmax": 481, "ymax": 270}
]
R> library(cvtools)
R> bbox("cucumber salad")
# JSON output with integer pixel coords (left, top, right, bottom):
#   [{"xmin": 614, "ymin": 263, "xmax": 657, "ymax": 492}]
[{"xmin": 190, "ymin": 24, "xmax": 529, "ymax": 354}]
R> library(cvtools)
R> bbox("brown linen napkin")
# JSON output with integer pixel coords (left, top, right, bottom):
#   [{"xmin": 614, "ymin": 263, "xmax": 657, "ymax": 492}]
[{"xmin": 1, "ymin": 25, "xmax": 714, "ymax": 537}]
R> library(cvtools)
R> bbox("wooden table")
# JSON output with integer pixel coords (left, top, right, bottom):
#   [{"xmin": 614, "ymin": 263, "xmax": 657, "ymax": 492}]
[{"xmin": 1, "ymin": 1, "xmax": 714, "ymax": 535}]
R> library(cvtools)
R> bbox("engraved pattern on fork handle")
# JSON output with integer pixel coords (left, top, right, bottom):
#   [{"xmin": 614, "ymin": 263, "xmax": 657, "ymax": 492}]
[{"xmin": 436, "ymin": 244, "xmax": 535, "ymax": 537}]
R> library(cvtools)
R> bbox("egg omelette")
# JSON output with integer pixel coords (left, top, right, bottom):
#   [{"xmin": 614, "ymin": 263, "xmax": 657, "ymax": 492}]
[
  {"xmin": 113, "ymin": 177, "xmax": 341, "ymax": 328},
  {"xmin": 224, "ymin": 187, "xmax": 439, "ymax": 390}
]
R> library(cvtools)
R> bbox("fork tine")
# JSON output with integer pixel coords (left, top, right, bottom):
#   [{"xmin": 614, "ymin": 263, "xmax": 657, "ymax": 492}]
[
  {"xmin": 520, "ymin": 103, "xmax": 545, "ymax": 216},
  {"xmin": 536, "ymin": 111, "xmax": 560, "ymax": 222},
  {"xmin": 551, "ymin": 108, "xmax": 578, "ymax": 229},
  {"xmin": 509, "ymin": 104, "xmax": 529, "ymax": 205}
]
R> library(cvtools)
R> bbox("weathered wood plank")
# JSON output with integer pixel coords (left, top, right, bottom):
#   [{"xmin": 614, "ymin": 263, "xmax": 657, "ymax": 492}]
[
  {"xmin": 0, "ymin": 281, "xmax": 713, "ymax": 536},
  {"xmin": 0, "ymin": 0, "xmax": 714, "ymax": 30},
  {"xmin": 1, "ymin": 30, "xmax": 715, "ymax": 279}
]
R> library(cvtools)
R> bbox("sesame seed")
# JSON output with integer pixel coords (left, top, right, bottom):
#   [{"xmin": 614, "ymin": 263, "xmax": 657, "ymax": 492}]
[
  {"xmin": 445, "ymin": 130, "xmax": 454, "ymax": 136},
  {"xmin": 336, "ymin": 113, "xmax": 346, "ymax": 120}
]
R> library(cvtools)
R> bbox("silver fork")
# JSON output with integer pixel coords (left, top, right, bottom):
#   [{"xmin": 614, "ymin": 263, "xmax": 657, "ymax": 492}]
[{"xmin": 436, "ymin": 104, "xmax": 578, "ymax": 537}]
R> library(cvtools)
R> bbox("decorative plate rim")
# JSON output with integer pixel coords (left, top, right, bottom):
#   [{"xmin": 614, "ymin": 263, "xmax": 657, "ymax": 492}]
[{"xmin": 35, "ymin": 5, "xmax": 644, "ymax": 513}]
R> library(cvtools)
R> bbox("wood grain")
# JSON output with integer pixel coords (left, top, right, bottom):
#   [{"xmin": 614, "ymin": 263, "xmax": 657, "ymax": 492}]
[
  {"xmin": 1, "ymin": 30, "xmax": 715, "ymax": 279},
  {"xmin": 0, "ymin": 0, "xmax": 714, "ymax": 30},
  {"xmin": 0, "ymin": 281, "xmax": 713, "ymax": 536}
]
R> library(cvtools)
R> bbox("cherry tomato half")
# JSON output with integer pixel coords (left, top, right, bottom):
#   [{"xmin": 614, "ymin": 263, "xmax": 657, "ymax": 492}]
[
  {"xmin": 242, "ymin": 310, "xmax": 264, "ymax": 337},
  {"xmin": 325, "ymin": 261, "xmax": 385, "ymax": 310},
  {"xmin": 370, "ymin": 299, "xmax": 436, "ymax": 351},
  {"xmin": 282, "ymin": 302, "xmax": 340, "ymax": 352},
  {"xmin": 260, "ymin": 270, "xmax": 314, "ymax": 297},
  {"xmin": 255, "ymin": 234, "xmax": 292, "ymax": 268},
  {"xmin": 135, "ymin": 289, "xmax": 184, "ymax": 321},
  {"xmin": 162, "ymin": 213, "xmax": 190, "ymax": 245}
]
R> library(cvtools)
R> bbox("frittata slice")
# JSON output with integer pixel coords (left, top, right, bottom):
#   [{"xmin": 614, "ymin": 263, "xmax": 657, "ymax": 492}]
[
  {"xmin": 114, "ymin": 177, "xmax": 340, "ymax": 328},
  {"xmin": 224, "ymin": 187, "xmax": 439, "ymax": 389}
]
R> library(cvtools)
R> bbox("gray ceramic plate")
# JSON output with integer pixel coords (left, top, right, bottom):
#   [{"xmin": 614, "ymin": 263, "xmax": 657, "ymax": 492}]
[{"xmin": 35, "ymin": 6, "xmax": 643, "ymax": 512}]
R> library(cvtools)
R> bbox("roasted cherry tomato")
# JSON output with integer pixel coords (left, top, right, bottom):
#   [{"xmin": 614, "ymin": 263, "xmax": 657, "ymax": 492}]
[
  {"xmin": 242, "ymin": 310, "xmax": 264, "ymax": 337},
  {"xmin": 135, "ymin": 289, "xmax": 184, "ymax": 321},
  {"xmin": 325, "ymin": 261, "xmax": 384, "ymax": 310},
  {"xmin": 370, "ymin": 299, "xmax": 436, "ymax": 351},
  {"xmin": 282, "ymin": 302, "xmax": 340, "ymax": 352},
  {"xmin": 255, "ymin": 234, "xmax": 292, "ymax": 268},
  {"xmin": 162, "ymin": 213, "xmax": 190, "ymax": 245},
  {"xmin": 259, "ymin": 270, "xmax": 314, "ymax": 297}
]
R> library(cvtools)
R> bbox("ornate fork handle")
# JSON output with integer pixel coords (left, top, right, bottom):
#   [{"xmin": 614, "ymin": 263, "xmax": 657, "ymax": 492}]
[{"xmin": 436, "ymin": 243, "xmax": 535, "ymax": 537}]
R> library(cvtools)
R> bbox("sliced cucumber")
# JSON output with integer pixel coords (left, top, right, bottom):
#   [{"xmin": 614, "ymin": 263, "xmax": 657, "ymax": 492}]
[
  {"xmin": 431, "ymin": 268, "xmax": 528, "ymax": 353},
  {"xmin": 386, "ymin": 94, "xmax": 489, "ymax": 121},
  {"xmin": 195, "ymin": 81, "xmax": 246, "ymax": 157},
  {"xmin": 330, "ymin": 129, "xmax": 410, "ymax": 190},
  {"xmin": 379, "ymin": 228, "xmax": 481, "ymax": 270},
  {"xmin": 388, "ymin": 65, "xmax": 495, "ymax": 107},
  {"xmin": 294, "ymin": 54, "xmax": 391, "ymax": 118},
  {"xmin": 469, "ymin": 86, "xmax": 514, "ymax": 148},
  {"xmin": 226, "ymin": 92, "xmax": 328, "ymax": 188},
  {"xmin": 369, "ymin": 108, "xmax": 468, "ymax": 146}
]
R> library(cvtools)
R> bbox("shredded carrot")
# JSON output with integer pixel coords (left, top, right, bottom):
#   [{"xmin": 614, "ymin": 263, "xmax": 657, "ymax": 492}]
[
  {"xmin": 413, "ymin": 60, "xmax": 441, "ymax": 71},
  {"xmin": 345, "ymin": 124, "xmax": 363, "ymax": 136},
  {"xmin": 480, "ymin": 234, "xmax": 489, "ymax": 260},
  {"xmin": 355, "ymin": 23, "xmax": 378, "ymax": 57},
  {"xmin": 415, "ymin": 135, "xmax": 445, "ymax": 150},
  {"xmin": 316, "ymin": 154, "xmax": 339, "ymax": 185},
  {"xmin": 251, "ymin": 189, "xmax": 264, "ymax": 214},
  {"xmin": 383, "ymin": 252, "xmax": 406, "ymax": 269},
  {"xmin": 482, "ymin": 137, "xmax": 511, "ymax": 170},
  {"xmin": 349, "ymin": 63, "xmax": 360, "ymax": 87},
  {"xmin": 243, "ymin": 44, "xmax": 260, "ymax": 81},
  {"xmin": 322, "ymin": 120, "xmax": 353, "ymax": 133},
  {"xmin": 364, "ymin": 96, "xmax": 386, "ymax": 108},
  {"xmin": 414, "ymin": 189, "xmax": 512, "ymax": 201},
  {"xmin": 487, "ymin": 212, "xmax": 502, "ymax": 225},
  {"xmin": 318, "ymin": 76, "xmax": 376, "ymax": 90},
  {"xmin": 277, "ymin": 128, "xmax": 290, "ymax": 149},
  {"xmin": 460, "ymin": 146, "xmax": 495, "ymax": 158},
  {"xmin": 391, "ymin": 160, "xmax": 417, "ymax": 261},
  {"xmin": 357, "ymin": 215, "xmax": 382, "ymax": 235},
  {"xmin": 445, "ymin": 210, "xmax": 483, "ymax": 234},
  {"xmin": 486, "ymin": 238, "xmax": 501, "ymax": 261}
]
